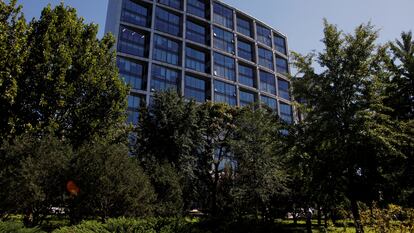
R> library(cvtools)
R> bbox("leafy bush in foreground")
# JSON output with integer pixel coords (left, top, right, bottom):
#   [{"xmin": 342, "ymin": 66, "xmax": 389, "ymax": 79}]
[{"xmin": 0, "ymin": 221, "xmax": 45, "ymax": 233}]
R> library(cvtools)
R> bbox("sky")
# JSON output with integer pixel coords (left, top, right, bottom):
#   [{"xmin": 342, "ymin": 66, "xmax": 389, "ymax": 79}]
[{"xmin": 17, "ymin": 0, "xmax": 414, "ymax": 57}]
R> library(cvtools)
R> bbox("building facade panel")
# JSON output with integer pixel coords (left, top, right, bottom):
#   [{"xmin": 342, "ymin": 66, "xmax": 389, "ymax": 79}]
[{"xmin": 106, "ymin": 0, "xmax": 294, "ymax": 124}]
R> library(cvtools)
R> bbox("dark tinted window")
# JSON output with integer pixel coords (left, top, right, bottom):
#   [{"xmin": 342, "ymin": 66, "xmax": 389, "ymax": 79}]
[
  {"xmin": 240, "ymin": 90, "xmax": 255, "ymax": 107},
  {"xmin": 158, "ymin": 0, "xmax": 182, "ymax": 10},
  {"xmin": 213, "ymin": 26, "xmax": 234, "ymax": 53},
  {"xmin": 278, "ymin": 78, "xmax": 290, "ymax": 100},
  {"xmin": 155, "ymin": 8, "xmax": 181, "ymax": 36},
  {"xmin": 187, "ymin": 0, "xmax": 206, "ymax": 18},
  {"xmin": 151, "ymin": 64, "xmax": 180, "ymax": 91},
  {"xmin": 260, "ymin": 71, "xmax": 276, "ymax": 95},
  {"xmin": 186, "ymin": 47, "xmax": 207, "ymax": 73},
  {"xmin": 213, "ymin": 3, "xmax": 233, "ymax": 29},
  {"xmin": 257, "ymin": 24, "xmax": 272, "ymax": 47},
  {"xmin": 121, "ymin": 0, "xmax": 150, "ymax": 27},
  {"xmin": 127, "ymin": 95, "xmax": 143, "ymax": 125},
  {"xmin": 214, "ymin": 52, "xmax": 235, "ymax": 81},
  {"xmin": 276, "ymin": 56, "xmax": 289, "ymax": 75},
  {"xmin": 153, "ymin": 34, "xmax": 180, "ymax": 65},
  {"xmin": 258, "ymin": 47, "xmax": 274, "ymax": 70},
  {"xmin": 118, "ymin": 26, "xmax": 147, "ymax": 57},
  {"xmin": 238, "ymin": 40, "xmax": 253, "ymax": 61},
  {"xmin": 118, "ymin": 57, "xmax": 146, "ymax": 90},
  {"xmin": 237, "ymin": 17, "xmax": 252, "ymax": 37},
  {"xmin": 238, "ymin": 64, "xmax": 255, "ymax": 87},
  {"xmin": 261, "ymin": 95, "xmax": 277, "ymax": 112},
  {"xmin": 185, "ymin": 75, "xmax": 207, "ymax": 102},
  {"xmin": 274, "ymin": 34, "xmax": 287, "ymax": 54},
  {"xmin": 186, "ymin": 20, "xmax": 207, "ymax": 45},
  {"xmin": 280, "ymin": 102, "xmax": 293, "ymax": 123},
  {"xmin": 214, "ymin": 80, "xmax": 236, "ymax": 106}
]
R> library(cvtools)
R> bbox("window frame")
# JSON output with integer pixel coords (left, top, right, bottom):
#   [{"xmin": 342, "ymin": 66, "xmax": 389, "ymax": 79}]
[
  {"xmin": 278, "ymin": 78, "xmax": 290, "ymax": 100},
  {"xmin": 213, "ymin": 52, "xmax": 236, "ymax": 81},
  {"xmin": 213, "ymin": 2, "xmax": 234, "ymax": 29},
  {"xmin": 158, "ymin": 0, "xmax": 182, "ymax": 10},
  {"xmin": 186, "ymin": 19, "xmax": 208, "ymax": 45},
  {"xmin": 274, "ymin": 34, "xmax": 287, "ymax": 55},
  {"xmin": 151, "ymin": 64, "xmax": 180, "ymax": 92},
  {"xmin": 276, "ymin": 56, "xmax": 289, "ymax": 75},
  {"xmin": 118, "ymin": 26, "xmax": 148, "ymax": 57},
  {"xmin": 213, "ymin": 26, "xmax": 235, "ymax": 54},
  {"xmin": 260, "ymin": 70, "xmax": 276, "ymax": 95},
  {"xmin": 184, "ymin": 74, "xmax": 208, "ymax": 102},
  {"xmin": 214, "ymin": 80, "xmax": 237, "ymax": 106},
  {"xmin": 256, "ymin": 24, "xmax": 272, "ymax": 47},
  {"xmin": 155, "ymin": 7, "xmax": 182, "ymax": 36},
  {"xmin": 237, "ymin": 16, "xmax": 253, "ymax": 38},
  {"xmin": 121, "ymin": 0, "xmax": 151, "ymax": 27},
  {"xmin": 117, "ymin": 57, "xmax": 146, "ymax": 91},
  {"xmin": 237, "ymin": 39, "xmax": 254, "ymax": 62},
  {"xmin": 239, "ymin": 90, "xmax": 256, "ymax": 107},
  {"xmin": 258, "ymin": 47, "xmax": 274, "ymax": 70},
  {"xmin": 238, "ymin": 63, "xmax": 255, "ymax": 88},
  {"xmin": 153, "ymin": 34, "xmax": 181, "ymax": 66},
  {"xmin": 186, "ymin": 46, "xmax": 208, "ymax": 73},
  {"xmin": 187, "ymin": 0, "xmax": 207, "ymax": 19}
]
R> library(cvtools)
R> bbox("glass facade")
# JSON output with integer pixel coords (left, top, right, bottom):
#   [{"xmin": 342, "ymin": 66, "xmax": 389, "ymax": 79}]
[
  {"xmin": 186, "ymin": 20, "xmax": 207, "ymax": 45},
  {"xmin": 151, "ymin": 64, "xmax": 180, "ymax": 91},
  {"xmin": 239, "ymin": 90, "xmax": 255, "ymax": 107},
  {"xmin": 118, "ymin": 57, "xmax": 146, "ymax": 90},
  {"xmin": 278, "ymin": 78, "xmax": 290, "ymax": 100},
  {"xmin": 158, "ymin": 0, "xmax": 182, "ymax": 10},
  {"xmin": 213, "ymin": 26, "xmax": 235, "ymax": 54},
  {"xmin": 213, "ymin": 2, "xmax": 233, "ymax": 29},
  {"xmin": 153, "ymin": 34, "xmax": 180, "ymax": 65},
  {"xmin": 186, "ymin": 46, "xmax": 207, "ymax": 73},
  {"xmin": 261, "ymin": 95, "xmax": 277, "ymax": 111},
  {"xmin": 276, "ymin": 56, "xmax": 289, "ymax": 75},
  {"xmin": 185, "ymin": 75, "xmax": 207, "ymax": 102},
  {"xmin": 274, "ymin": 34, "xmax": 287, "ymax": 54},
  {"xmin": 187, "ymin": 0, "xmax": 207, "ymax": 19},
  {"xmin": 238, "ymin": 64, "xmax": 255, "ymax": 87},
  {"xmin": 155, "ymin": 7, "xmax": 181, "ymax": 36},
  {"xmin": 256, "ymin": 24, "xmax": 272, "ymax": 47},
  {"xmin": 280, "ymin": 102, "xmax": 293, "ymax": 123},
  {"xmin": 237, "ymin": 16, "xmax": 252, "ymax": 37},
  {"xmin": 127, "ymin": 94, "xmax": 142, "ymax": 125},
  {"xmin": 109, "ymin": 0, "xmax": 293, "ymax": 123},
  {"xmin": 260, "ymin": 71, "xmax": 276, "ymax": 95},
  {"xmin": 238, "ymin": 40, "xmax": 254, "ymax": 62},
  {"xmin": 258, "ymin": 47, "xmax": 274, "ymax": 70},
  {"xmin": 214, "ymin": 80, "xmax": 236, "ymax": 106},
  {"xmin": 121, "ymin": 0, "xmax": 150, "ymax": 27},
  {"xmin": 118, "ymin": 26, "xmax": 147, "ymax": 57},
  {"xmin": 214, "ymin": 52, "xmax": 235, "ymax": 81}
]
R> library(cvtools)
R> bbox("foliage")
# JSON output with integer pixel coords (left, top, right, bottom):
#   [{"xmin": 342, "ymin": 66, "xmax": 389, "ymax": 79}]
[
  {"xmin": 0, "ymin": 133, "xmax": 72, "ymax": 226},
  {"xmin": 0, "ymin": 1, "xmax": 128, "ymax": 147},
  {"xmin": 0, "ymin": 221, "xmax": 45, "ymax": 233},
  {"xmin": 292, "ymin": 20, "xmax": 404, "ymax": 232},
  {"xmin": 68, "ymin": 138, "xmax": 156, "ymax": 223},
  {"xmin": 230, "ymin": 107, "xmax": 290, "ymax": 221}
]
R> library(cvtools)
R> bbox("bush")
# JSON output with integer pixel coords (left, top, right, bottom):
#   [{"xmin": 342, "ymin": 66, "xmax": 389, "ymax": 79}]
[
  {"xmin": 0, "ymin": 221, "xmax": 45, "ymax": 233},
  {"xmin": 52, "ymin": 221, "xmax": 109, "ymax": 233}
]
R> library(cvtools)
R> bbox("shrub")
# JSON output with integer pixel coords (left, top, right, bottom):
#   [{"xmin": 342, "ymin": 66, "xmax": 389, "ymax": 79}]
[
  {"xmin": 52, "ymin": 221, "xmax": 109, "ymax": 233},
  {"xmin": 0, "ymin": 221, "xmax": 45, "ymax": 233}
]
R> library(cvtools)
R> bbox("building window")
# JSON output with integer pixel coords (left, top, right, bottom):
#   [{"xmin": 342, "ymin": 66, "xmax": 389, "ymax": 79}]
[
  {"xmin": 213, "ymin": 26, "xmax": 234, "ymax": 54},
  {"xmin": 187, "ymin": 0, "xmax": 207, "ymax": 19},
  {"xmin": 256, "ymin": 24, "xmax": 272, "ymax": 47},
  {"xmin": 238, "ymin": 64, "xmax": 255, "ymax": 87},
  {"xmin": 186, "ymin": 46, "xmax": 207, "ymax": 73},
  {"xmin": 185, "ymin": 75, "xmax": 208, "ymax": 102},
  {"xmin": 158, "ymin": 0, "xmax": 182, "ymax": 10},
  {"xmin": 213, "ymin": 2, "xmax": 233, "ymax": 29},
  {"xmin": 258, "ymin": 47, "xmax": 274, "ymax": 70},
  {"xmin": 127, "ymin": 95, "xmax": 143, "ymax": 125},
  {"xmin": 278, "ymin": 78, "xmax": 290, "ymax": 100},
  {"xmin": 121, "ymin": 0, "xmax": 150, "ymax": 27},
  {"xmin": 237, "ymin": 16, "xmax": 252, "ymax": 37},
  {"xmin": 280, "ymin": 102, "xmax": 293, "ymax": 123},
  {"xmin": 151, "ymin": 64, "xmax": 180, "ymax": 92},
  {"xmin": 274, "ymin": 34, "xmax": 287, "ymax": 54},
  {"xmin": 261, "ymin": 95, "xmax": 277, "ymax": 112},
  {"xmin": 214, "ymin": 80, "xmax": 236, "ymax": 106},
  {"xmin": 238, "ymin": 39, "xmax": 254, "ymax": 61},
  {"xmin": 214, "ymin": 52, "xmax": 235, "ymax": 81},
  {"xmin": 118, "ymin": 26, "xmax": 147, "ymax": 57},
  {"xmin": 239, "ymin": 90, "xmax": 255, "ymax": 107},
  {"xmin": 155, "ymin": 7, "xmax": 181, "ymax": 36},
  {"xmin": 276, "ymin": 56, "xmax": 289, "ymax": 75},
  {"xmin": 117, "ymin": 57, "xmax": 146, "ymax": 90},
  {"xmin": 186, "ymin": 20, "xmax": 207, "ymax": 45},
  {"xmin": 260, "ymin": 70, "xmax": 276, "ymax": 95},
  {"xmin": 153, "ymin": 34, "xmax": 180, "ymax": 65}
]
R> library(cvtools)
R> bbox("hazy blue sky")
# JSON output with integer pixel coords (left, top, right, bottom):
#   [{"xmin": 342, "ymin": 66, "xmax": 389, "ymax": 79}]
[{"xmin": 18, "ymin": 0, "xmax": 414, "ymax": 56}]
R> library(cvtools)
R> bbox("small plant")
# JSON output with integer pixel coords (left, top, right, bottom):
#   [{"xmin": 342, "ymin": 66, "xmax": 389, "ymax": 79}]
[{"xmin": 0, "ymin": 221, "xmax": 45, "ymax": 233}]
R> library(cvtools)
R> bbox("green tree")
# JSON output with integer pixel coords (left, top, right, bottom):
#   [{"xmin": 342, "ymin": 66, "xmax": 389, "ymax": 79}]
[
  {"xmin": 0, "ymin": 133, "xmax": 72, "ymax": 227},
  {"xmin": 0, "ymin": 2, "xmax": 128, "ymax": 147},
  {"xmin": 292, "ymin": 20, "xmax": 401, "ymax": 233},
  {"xmin": 134, "ymin": 91, "xmax": 202, "ymax": 216},
  {"xmin": 0, "ymin": 0, "xmax": 29, "ymax": 143},
  {"xmin": 230, "ymin": 107, "xmax": 290, "ymax": 222},
  {"xmin": 385, "ymin": 32, "xmax": 414, "ymax": 207},
  {"xmin": 69, "ymin": 137, "xmax": 155, "ymax": 223}
]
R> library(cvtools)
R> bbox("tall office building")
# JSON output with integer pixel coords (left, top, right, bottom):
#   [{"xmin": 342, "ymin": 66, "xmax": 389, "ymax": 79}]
[{"xmin": 105, "ymin": 0, "xmax": 293, "ymax": 125}]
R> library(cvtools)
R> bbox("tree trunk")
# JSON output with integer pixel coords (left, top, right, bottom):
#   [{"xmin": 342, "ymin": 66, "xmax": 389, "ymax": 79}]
[
  {"xmin": 317, "ymin": 204, "xmax": 322, "ymax": 226},
  {"xmin": 211, "ymin": 162, "xmax": 219, "ymax": 217},
  {"xmin": 350, "ymin": 198, "xmax": 364, "ymax": 233},
  {"xmin": 306, "ymin": 207, "xmax": 312, "ymax": 233}
]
